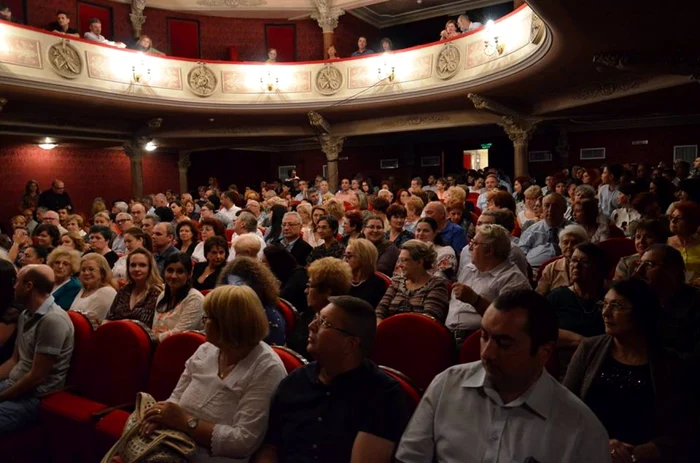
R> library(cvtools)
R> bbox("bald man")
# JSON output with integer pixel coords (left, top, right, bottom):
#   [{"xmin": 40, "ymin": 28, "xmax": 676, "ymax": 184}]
[
  {"xmin": 0, "ymin": 265, "xmax": 74, "ymax": 433},
  {"xmin": 232, "ymin": 233, "xmax": 262, "ymax": 259},
  {"xmin": 423, "ymin": 201, "xmax": 468, "ymax": 255},
  {"xmin": 37, "ymin": 179, "xmax": 73, "ymax": 212},
  {"xmin": 42, "ymin": 210, "xmax": 68, "ymax": 235}
]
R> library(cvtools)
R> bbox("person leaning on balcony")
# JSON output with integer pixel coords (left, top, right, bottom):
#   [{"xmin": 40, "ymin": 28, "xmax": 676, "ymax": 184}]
[
  {"xmin": 48, "ymin": 11, "xmax": 79, "ymax": 37},
  {"xmin": 83, "ymin": 18, "xmax": 126, "ymax": 49},
  {"xmin": 0, "ymin": 4, "xmax": 21, "ymax": 24},
  {"xmin": 351, "ymin": 36, "xmax": 375, "ymax": 57},
  {"xmin": 457, "ymin": 14, "xmax": 483, "ymax": 33},
  {"xmin": 132, "ymin": 34, "xmax": 165, "ymax": 56}
]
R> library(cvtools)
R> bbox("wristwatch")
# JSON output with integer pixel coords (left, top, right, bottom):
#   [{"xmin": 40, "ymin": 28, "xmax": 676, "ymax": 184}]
[{"xmin": 187, "ymin": 417, "xmax": 199, "ymax": 430}]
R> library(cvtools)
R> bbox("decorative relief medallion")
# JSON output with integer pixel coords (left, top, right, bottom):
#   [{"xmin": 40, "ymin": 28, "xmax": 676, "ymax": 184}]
[
  {"xmin": 196, "ymin": 0, "xmax": 266, "ymax": 6},
  {"xmin": 48, "ymin": 41, "xmax": 82, "ymax": 79},
  {"xmin": 315, "ymin": 64, "xmax": 343, "ymax": 95},
  {"xmin": 188, "ymin": 63, "xmax": 217, "ymax": 97},
  {"xmin": 530, "ymin": 13, "xmax": 545, "ymax": 45},
  {"xmin": 436, "ymin": 43, "xmax": 460, "ymax": 80},
  {"xmin": 381, "ymin": 115, "xmax": 448, "ymax": 129}
]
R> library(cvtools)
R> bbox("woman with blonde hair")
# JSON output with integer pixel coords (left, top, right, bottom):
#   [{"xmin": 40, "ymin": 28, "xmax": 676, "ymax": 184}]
[
  {"xmin": 444, "ymin": 186, "xmax": 466, "ymax": 206},
  {"xmin": 137, "ymin": 285, "xmax": 286, "ymax": 460},
  {"xmin": 70, "ymin": 253, "xmax": 118, "ymax": 323},
  {"xmin": 48, "ymin": 246, "xmax": 82, "ymax": 310},
  {"xmin": 346, "ymin": 238, "xmax": 387, "ymax": 308},
  {"xmin": 105, "ymin": 247, "xmax": 163, "ymax": 326},
  {"xmin": 304, "ymin": 205, "xmax": 327, "ymax": 248},
  {"xmin": 517, "ymin": 185, "xmax": 543, "ymax": 228},
  {"xmin": 324, "ymin": 198, "xmax": 346, "ymax": 232},
  {"xmin": 297, "ymin": 203, "xmax": 314, "ymax": 245},
  {"xmin": 404, "ymin": 195, "xmax": 424, "ymax": 234},
  {"xmin": 59, "ymin": 232, "xmax": 86, "ymax": 253},
  {"xmin": 65, "ymin": 214, "xmax": 86, "ymax": 237}
]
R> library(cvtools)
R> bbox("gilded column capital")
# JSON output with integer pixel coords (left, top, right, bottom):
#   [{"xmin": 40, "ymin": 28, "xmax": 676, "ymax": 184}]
[
  {"xmin": 311, "ymin": 0, "xmax": 345, "ymax": 33},
  {"xmin": 123, "ymin": 140, "xmax": 145, "ymax": 161},
  {"xmin": 498, "ymin": 116, "xmax": 538, "ymax": 147},
  {"xmin": 178, "ymin": 151, "xmax": 192, "ymax": 170},
  {"xmin": 319, "ymin": 134, "xmax": 344, "ymax": 161},
  {"xmin": 130, "ymin": 0, "xmax": 148, "ymax": 37}
]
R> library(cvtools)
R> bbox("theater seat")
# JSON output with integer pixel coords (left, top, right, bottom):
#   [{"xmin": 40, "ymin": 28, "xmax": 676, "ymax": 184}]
[
  {"xmin": 94, "ymin": 331, "xmax": 206, "ymax": 454},
  {"xmin": 379, "ymin": 366, "xmax": 421, "ymax": 413},
  {"xmin": 536, "ymin": 256, "xmax": 564, "ymax": 283},
  {"xmin": 375, "ymin": 272, "xmax": 392, "ymax": 288},
  {"xmin": 272, "ymin": 345, "xmax": 308, "ymax": 373},
  {"xmin": 40, "ymin": 320, "xmax": 156, "ymax": 461},
  {"xmin": 201, "ymin": 289, "xmax": 212, "ymax": 296},
  {"xmin": 371, "ymin": 313, "xmax": 455, "ymax": 391},
  {"xmin": 225, "ymin": 229, "xmax": 235, "ymax": 242},
  {"xmin": 598, "ymin": 238, "xmax": 636, "ymax": 279},
  {"xmin": 277, "ymin": 298, "xmax": 297, "ymax": 334}
]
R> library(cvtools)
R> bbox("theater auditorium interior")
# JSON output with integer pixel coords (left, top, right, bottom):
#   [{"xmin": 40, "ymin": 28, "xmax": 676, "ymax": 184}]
[{"xmin": 0, "ymin": 0, "xmax": 699, "ymax": 462}]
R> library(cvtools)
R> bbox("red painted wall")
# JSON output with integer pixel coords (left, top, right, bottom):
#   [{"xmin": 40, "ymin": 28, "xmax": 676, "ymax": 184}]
[
  {"xmin": 0, "ymin": 145, "xmax": 179, "ymax": 226},
  {"xmin": 24, "ymin": 0, "xmax": 378, "ymax": 61}
]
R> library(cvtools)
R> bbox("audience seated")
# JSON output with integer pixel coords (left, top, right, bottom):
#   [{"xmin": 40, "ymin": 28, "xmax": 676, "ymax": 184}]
[
  {"xmin": 69, "ymin": 253, "xmax": 117, "ymax": 322},
  {"xmin": 564, "ymin": 279, "xmax": 695, "ymax": 462},
  {"xmin": 457, "ymin": 14, "xmax": 483, "ymax": 33},
  {"xmin": 255, "ymin": 296, "xmax": 409, "ymax": 463},
  {"xmin": 138, "ymin": 285, "xmax": 285, "ymax": 459},
  {"xmin": 517, "ymin": 185, "xmax": 542, "ymax": 228},
  {"xmin": 112, "ymin": 227, "xmax": 152, "ymax": 281},
  {"xmin": 610, "ymin": 183, "xmax": 640, "ymax": 236},
  {"xmin": 386, "ymin": 204, "xmax": 414, "ymax": 248},
  {"xmin": 218, "ymin": 256, "xmax": 286, "ymax": 346},
  {"xmin": 34, "ymin": 223, "xmax": 60, "ymax": 251},
  {"xmin": 105, "ymin": 247, "xmax": 163, "ymax": 326},
  {"xmin": 0, "ymin": 3, "xmax": 21, "ymax": 24},
  {"xmin": 598, "ymin": 164, "xmax": 622, "ymax": 218},
  {"xmin": 667, "ymin": 201, "xmax": 700, "ymax": 284},
  {"xmin": 422, "ymin": 202, "xmax": 467, "ymax": 255},
  {"xmin": 396, "ymin": 289, "xmax": 610, "ymax": 462},
  {"xmin": 351, "ymin": 36, "xmax": 375, "ymax": 57},
  {"xmin": 47, "ymin": 246, "xmax": 82, "ymax": 310},
  {"xmin": 476, "ymin": 174, "xmax": 499, "ymax": 210},
  {"xmin": 59, "ymin": 232, "xmax": 86, "ymax": 252},
  {"xmin": 153, "ymin": 253, "xmax": 203, "ymax": 341},
  {"xmin": 111, "ymin": 212, "xmax": 133, "ymax": 256},
  {"xmin": 37, "ymin": 179, "xmax": 72, "ymax": 212},
  {"xmin": 518, "ymin": 193, "xmax": 572, "ymax": 268},
  {"xmin": 345, "ymin": 238, "xmax": 387, "ymax": 308},
  {"xmin": 536, "ymin": 224, "xmax": 588, "ymax": 295},
  {"xmin": 84, "ymin": 18, "xmax": 126, "ymax": 48},
  {"xmin": 132, "ymin": 34, "xmax": 165, "ymax": 56},
  {"xmin": 229, "ymin": 211, "xmax": 266, "ymax": 261},
  {"xmin": 151, "ymin": 223, "xmax": 179, "ymax": 274},
  {"xmin": 439, "ymin": 19, "xmax": 460, "ymax": 40},
  {"xmin": 376, "ymin": 240, "xmax": 449, "ymax": 324},
  {"xmin": 614, "ymin": 219, "xmax": 668, "ymax": 280},
  {"xmin": 193, "ymin": 236, "xmax": 228, "ymax": 291},
  {"xmin": 413, "ymin": 218, "xmax": 457, "ymax": 279},
  {"xmin": 232, "ymin": 233, "xmax": 262, "ymax": 259},
  {"xmin": 48, "ymin": 12, "xmax": 80, "ymax": 40},
  {"xmin": 341, "ymin": 209, "xmax": 364, "ymax": 246},
  {"xmin": 87, "ymin": 225, "xmax": 119, "ymax": 268},
  {"xmin": 0, "ymin": 260, "xmax": 19, "ymax": 365},
  {"xmin": 306, "ymin": 215, "xmax": 344, "ymax": 264},
  {"xmin": 448, "ymin": 224, "xmax": 530, "ymax": 345},
  {"xmin": 573, "ymin": 198, "xmax": 610, "ymax": 243},
  {"xmin": 362, "ymin": 214, "xmax": 400, "ymax": 275},
  {"xmin": 20, "ymin": 245, "xmax": 48, "ymax": 267},
  {"xmin": 263, "ymin": 245, "xmax": 308, "ymax": 314},
  {"xmin": 192, "ymin": 217, "xmax": 225, "ymax": 263},
  {"xmin": 274, "ymin": 212, "xmax": 312, "ymax": 266},
  {"xmin": 175, "ymin": 220, "xmax": 198, "ymax": 257}
]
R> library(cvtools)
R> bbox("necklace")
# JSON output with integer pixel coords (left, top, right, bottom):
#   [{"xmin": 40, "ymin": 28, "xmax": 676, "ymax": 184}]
[{"xmin": 217, "ymin": 352, "xmax": 236, "ymax": 379}]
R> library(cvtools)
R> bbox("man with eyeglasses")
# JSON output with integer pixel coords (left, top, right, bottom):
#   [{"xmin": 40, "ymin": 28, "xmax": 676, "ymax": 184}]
[
  {"xmin": 277, "ymin": 212, "xmax": 312, "ymax": 266},
  {"xmin": 37, "ymin": 179, "xmax": 72, "ymax": 212},
  {"xmin": 41, "ymin": 211, "xmax": 68, "ymax": 235},
  {"xmin": 111, "ymin": 212, "xmax": 134, "ymax": 256},
  {"xmin": 634, "ymin": 244, "xmax": 700, "ymax": 359},
  {"xmin": 255, "ymin": 296, "xmax": 410, "ymax": 463}
]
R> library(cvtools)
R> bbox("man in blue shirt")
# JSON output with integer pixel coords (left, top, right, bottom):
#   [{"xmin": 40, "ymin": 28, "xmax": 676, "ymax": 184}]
[
  {"xmin": 351, "ymin": 36, "xmax": 375, "ymax": 57},
  {"xmin": 423, "ymin": 201, "xmax": 468, "ymax": 255},
  {"xmin": 517, "ymin": 193, "xmax": 572, "ymax": 268}
]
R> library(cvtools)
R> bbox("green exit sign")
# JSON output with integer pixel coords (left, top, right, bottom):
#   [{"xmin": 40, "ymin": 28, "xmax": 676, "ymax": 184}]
[{"xmin": 481, "ymin": 143, "xmax": 493, "ymax": 149}]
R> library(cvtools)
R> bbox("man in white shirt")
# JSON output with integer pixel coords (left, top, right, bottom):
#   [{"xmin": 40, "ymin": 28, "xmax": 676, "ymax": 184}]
[
  {"xmin": 83, "ymin": 18, "xmax": 126, "ymax": 48},
  {"xmin": 447, "ymin": 224, "xmax": 530, "ymax": 343},
  {"xmin": 422, "ymin": 175, "xmax": 438, "ymax": 193},
  {"xmin": 219, "ymin": 191, "xmax": 241, "ymax": 225},
  {"xmin": 518, "ymin": 193, "xmax": 572, "ymax": 268},
  {"xmin": 294, "ymin": 180, "xmax": 309, "ymax": 202},
  {"xmin": 397, "ymin": 289, "xmax": 611, "ymax": 463},
  {"xmin": 457, "ymin": 14, "xmax": 483, "ymax": 33},
  {"xmin": 41, "ymin": 211, "xmax": 68, "ymax": 235},
  {"xmin": 598, "ymin": 164, "xmax": 622, "ymax": 218},
  {"xmin": 335, "ymin": 178, "xmax": 355, "ymax": 203},
  {"xmin": 228, "ymin": 212, "xmax": 265, "ymax": 261},
  {"xmin": 112, "ymin": 212, "xmax": 134, "ymax": 255},
  {"xmin": 477, "ymin": 174, "xmax": 499, "ymax": 210}
]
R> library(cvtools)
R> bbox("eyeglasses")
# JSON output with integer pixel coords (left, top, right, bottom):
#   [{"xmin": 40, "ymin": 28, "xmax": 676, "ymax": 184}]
[
  {"xmin": 469, "ymin": 240, "xmax": 490, "ymax": 248},
  {"xmin": 595, "ymin": 301, "xmax": 632, "ymax": 313},
  {"xmin": 343, "ymin": 253, "xmax": 355, "ymax": 260},
  {"xmin": 670, "ymin": 216, "xmax": 686, "ymax": 223},
  {"xmin": 283, "ymin": 222, "xmax": 301, "ymax": 227},
  {"xmin": 636, "ymin": 260, "xmax": 660, "ymax": 271},
  {"xmin": 313, "ymin": 313, "xmax": 356, "ymax": 337},
  {"xmin": 116, "ymin": 219, "xmax": 129, "ymax": 224}
]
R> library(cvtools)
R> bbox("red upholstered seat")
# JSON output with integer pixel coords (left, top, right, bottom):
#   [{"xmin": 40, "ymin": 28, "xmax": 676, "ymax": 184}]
[
  {"xmin": 201, "ymin": 289, "xmax": 212, "ymax": 296},
  {"xmin": 379, "ymin": 366, "xmax": 421, "ymax": 413},
  {"xmin": 467, "ymin": 192, "xmax": 480, "ymax": 202},
  {"xmin": 272, "ymin": 345, "xmax": 308, "ymax": 373},
  {"xmin": 370, "ymin": 313, "xmax": 455, "ymax": 391},
  {"xmin": 225, "ymin": 229, "xmax": 235, "ymax": 242},
  {"xmin": 598, "ymin": 238, "xmax": 636, "ymax": 279},
  {"xmin": 66, "ymin": 311, "xmax": 96, "ymax": 387},
  {"xmin": 536, "ymin": 256, "xmax": 564, "ymax": 283},
  {"xmin": 277, "ymin": 298, "xmax": 297, "ymax": 334},
  {"xmin": 375, "ymin": 272, "xmax": 392, "ymax": 288}
]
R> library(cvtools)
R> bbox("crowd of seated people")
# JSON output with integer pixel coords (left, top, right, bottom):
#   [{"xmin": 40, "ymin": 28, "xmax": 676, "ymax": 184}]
[{"xmin": 0, "ymin": 159, "xmax": 699, "ymax": 461}]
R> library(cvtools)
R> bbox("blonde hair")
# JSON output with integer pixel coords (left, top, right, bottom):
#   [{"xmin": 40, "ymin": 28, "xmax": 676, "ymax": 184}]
[
  {"xmin": 475, "ymin": 224, "xmax": 511, "ymax": 260},
  {"xmin": 233, "ymin": 234, "xmax": 262, "ymax": 257},
  {"xmin": 80, "ymin": 253, "xmax": 118, "ymax": 289},
  {"xmin": 93, "ymin": 211, "xmax": 111, "ymax": 224},
  {"xmin": 297, "ymin": 203, "xmax": 312, "ymax": 225},
  {"xmin": 347, "ymin": 238, "xmax": 378, "ymax": 280},
  {"xmin": 445, "ymin": 186, "xmax": 466, "ymax": 204},
  {"xmin": 404, "ymin": 195, "xmax": 425, "ymax": 216},
  {"xmin": 47, "ymin": 246, "xmax": 81, "ymax": 274},
  {"xmin": 524, "ymin": 185, "xmax": 543, "ymax": 199},
  {"xmin": 126, "ymin": 247, "xmax": 164, "ymax": 292},
  {"xmin": 307, "ymin": 257, "xmax": 352, "ymax": 296},
  {"xmin": 61, "ymin": 232, "xmax": 86, "ymax": 252},
  {"xmin": 203, "ymin": 285, "xmax": 269, "ymax": 349},
  {"xmin": 401, "ymin": 239, "xmax": 437, "ymax": 270},
  {"xmin": 324, "ymin": 198, "xmax": 345, "ymax": 221},
  {"xmin": 321, "ymin": 192, "xmax": 334, "ymax": 203},
  {"xmin": 66, "ymin": 214, "xmax": 84, "ymax": 228}
]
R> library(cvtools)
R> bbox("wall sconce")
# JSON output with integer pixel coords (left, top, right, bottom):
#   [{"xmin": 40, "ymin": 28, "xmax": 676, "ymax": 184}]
[
  {"xmin": 144, "ymin": 140, "xmax": 157, "ymax": 152},
  {"xmin": 483, "ymin": 20, "xmax": 505, "ymax": 57},
  {"xmin": 132, "ymin": 53, "xmax": 151, "ymax": 83},
  {"xmin": 38, "ymin": 137, "xmax": 57, "ymax": 150},
  {"xmin": 260, "ymin": 69, "xmax": 279, "ymax": 92},
  {"xmin": 377, "ymin": 53, "xmax": 395, "ymax": 82}
]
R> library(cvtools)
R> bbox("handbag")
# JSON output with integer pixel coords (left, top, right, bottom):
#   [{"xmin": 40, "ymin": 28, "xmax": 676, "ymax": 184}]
[{"xmin": 101, "ymin": 392, "xmax": 197, "ymax": 463}]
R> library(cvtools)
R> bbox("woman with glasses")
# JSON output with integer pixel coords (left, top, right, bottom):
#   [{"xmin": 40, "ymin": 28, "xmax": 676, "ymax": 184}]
[
  {"xmin": 667, "ymin": 201, "xmax": 700, "ymax": 284},
  {"xmin": 70, "ymin": 253, "xmax": 118, "ymax": 323},
  {"xmin": 362, "ymin": 215, "xmax": 399, "ymax": 276},
  {"xmin": 306, "ymin": 215, "xmax": 345, "ymax": 265},
  {"xmin": 614, "ymin": 219, "xmax": 669, "ymax": 281},
  {"xmin": 48, "ymin": 247, "xmax": 82, "ymax": 310},
  {"xmin": 564, "ymin": 279, "xmax": 694, "ymax": 463},
  {"xmin": 536, "ymin": 225, "xmax": 589, "ymax": 296},
  {"xmin": 345, "ymin": 238, "xmax": 388, "ymax": 308},
  {"xmin": 375, "ymin": 240, "xmax": 450, "ymax": 325},
  {"xmin": 546, "ymin": 243, "xmax": 607, "ymax": 354},
  {"xmin": 137, "ymin": 285, "xmax": 286, "ymax": 460}
]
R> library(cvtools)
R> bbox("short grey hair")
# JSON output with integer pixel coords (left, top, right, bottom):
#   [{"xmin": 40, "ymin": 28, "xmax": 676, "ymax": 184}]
[
  {"xmin": 144, "ymin": 213, "xmax": 160, "ymax": 224},
  {"xmin": 116, "ymin": 212, "xmax": 133, "ymax": 222},
  {"xmin": 481, "ymin": 208, "xmax": 515, "ymax": 232},
  {"xmin": 114, "ymin": 201, "xmax": 129, "ymax": 213},
  {"xmin": 574, "ymin": 184, "xmax": 596, "ymax": 199},
  {"xmin": 559, "ymin": 224, "xmax": 589, "ymax": 243},
  {"xmin": 283, "ymin": 212, "xmax": 301, "ymax": 223},
  {"xmin": 401, "ymin": 239, "xmax": 437, "ymax": 270},
  {"xmin": 237, "ymin": 212, "xmax": 258, "ymax": 233},
  {"xmin": 233, "ymin": 234, "xmax": 262, "ymax": 256},
  {"xmin": 476, "ymin": 224, "xmax": 511, "ymax": 260}
]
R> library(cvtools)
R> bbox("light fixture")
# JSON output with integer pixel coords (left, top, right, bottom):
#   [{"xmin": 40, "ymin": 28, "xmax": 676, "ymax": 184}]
[
  {"xmin": 144, "ymin": 141, "xmax": 157, "ymax": 152},
  {"xmin": 38, "ymin": 138, "xmax": 57, "ymax": 150},
  {"xmin": 260, "ymin": 69, "xmax": 279, "ymax": 92},
  {"xmin": 377, "ymin": 52, "xmax": 395, "ymax": 82},
  {"xmin": 132, "ymin": 53, "xmax": 152, "ymax": 83},
  {"xmin": 483, "ymin": 19, "xmax": 505, "ymax": 57}
]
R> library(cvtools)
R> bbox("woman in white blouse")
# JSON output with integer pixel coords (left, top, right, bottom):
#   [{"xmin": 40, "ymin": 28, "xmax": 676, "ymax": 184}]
[
  {"xmin": 139, "ymin": 285, "xmax": 286, "ymax": 462},
  {"xmin": 153, "ymin": 253, "xmax": 204, "ymax": 341},
  {"xmin": 69, "ymin": 253, "xmax": 118, "ymax": 323},
  {"xmin": 112, "ymin": 227, "xmax": 152, "ymax": 281}
]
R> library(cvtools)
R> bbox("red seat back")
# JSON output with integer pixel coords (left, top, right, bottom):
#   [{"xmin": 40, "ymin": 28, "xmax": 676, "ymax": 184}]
[
  {"xmin": 225, "ymin": 229, "xmax": 235, "ymax": 243},
  {"xmin": 147, "ymin": 331, "xmax": 206, "ymax": 401},
  {"xmin": 66, "ymin": 311, "xmax": 96, "ymax": 388},
  {"xmin": 371, "ymin": 313, "xmax": 455, "ymax": 391},
  {"xmin": 81, "ymin": 320, "xmax": 155, "ymax": 406},
  {"xmin": 272, "ymin": 345, "xmax": 308, "ymax": 373},
  {"xmin": 277, "ymin": 298, "xmax": 297, "ymax": 334},
  {"xmin": 375, "ymin": 272, "xmax": 392, "ymax": 288},
  {"xmin": 536, "ymin": 255, "xmax": 564, "ymax": 282},
  {"xmin": 379, "ymin": 366, "xmax": 421, "ymax": 413},
  {"xmin": 598, "ymin": 238, "xmax": 636, "ymax": 278},
  {"xmin": 201, "ymin": 289, "xmax": 212, "ymax": 296}
]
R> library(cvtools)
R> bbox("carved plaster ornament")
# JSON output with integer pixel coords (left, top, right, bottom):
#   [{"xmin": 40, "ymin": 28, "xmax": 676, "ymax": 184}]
[
  {"xmin": 178, "ymin": 152, "xmax": 191, "ymax": 170},
  {"xmin": 319, "ymin": 134, "xmax": 344, "ymax": 161},
  {"xmin": 310, "ymin": 0, "xmax": 345, "ymax": 33},
  {"xmin": 315, "ymin": 64, "xmax": 343, "ymax": 95},
  {"xmin": 196, "ymin": 0, "xmax": 267, "ymax": 6},
  {"xmin": 498, "ymin": 116, "xmax": 538, "ymax": 147},
  {"xmin": 130, "ymin": 0, "xmax": 147, "ymax": 37},
  {"xmin": 436, "ymin": 43, "xmax": 461, "ymax": 80},
  {"xmin": 530, "ymin": 13, "xmax": 545, "ymax": 45},
  {"xmin": 571, "ymin": 78, "xmax": 645, "ymax": 100},
  {"xmin": 48, "ymin": 40, "xmax": 82, "ymax": 79},
  {"xmin": 187, "ymin": 62, "xmax": 218, "ymax": 97}
]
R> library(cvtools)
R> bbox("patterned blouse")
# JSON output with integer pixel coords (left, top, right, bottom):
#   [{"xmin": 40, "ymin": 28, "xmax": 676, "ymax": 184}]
[
  {"xmin": 385, "ymin": 230, "xmax": 414, "ymax": 249},
  {"xmin": 106, "ymin": 284, "xmax": 162, "ymax": 326},
  {"xmin": 306, "ymin": 240, "xmax": 345, "ymax": 265},
  {"xmin": 375, "ymin": 275, "xmax": 450, "ymax": 324},
  {"xmin": 153, "ymin": 288, "xmax": 204, "ymax": 341}
]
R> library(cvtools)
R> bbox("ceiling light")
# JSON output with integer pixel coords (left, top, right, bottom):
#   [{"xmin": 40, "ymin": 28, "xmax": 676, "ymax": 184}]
[
  {"xmin": 145, "ymin": 141, "xmax": 157, "ymax": 151},
  {"xmin": 38, "ymin": 138, "xmax": 57, "ymax": 150}
]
